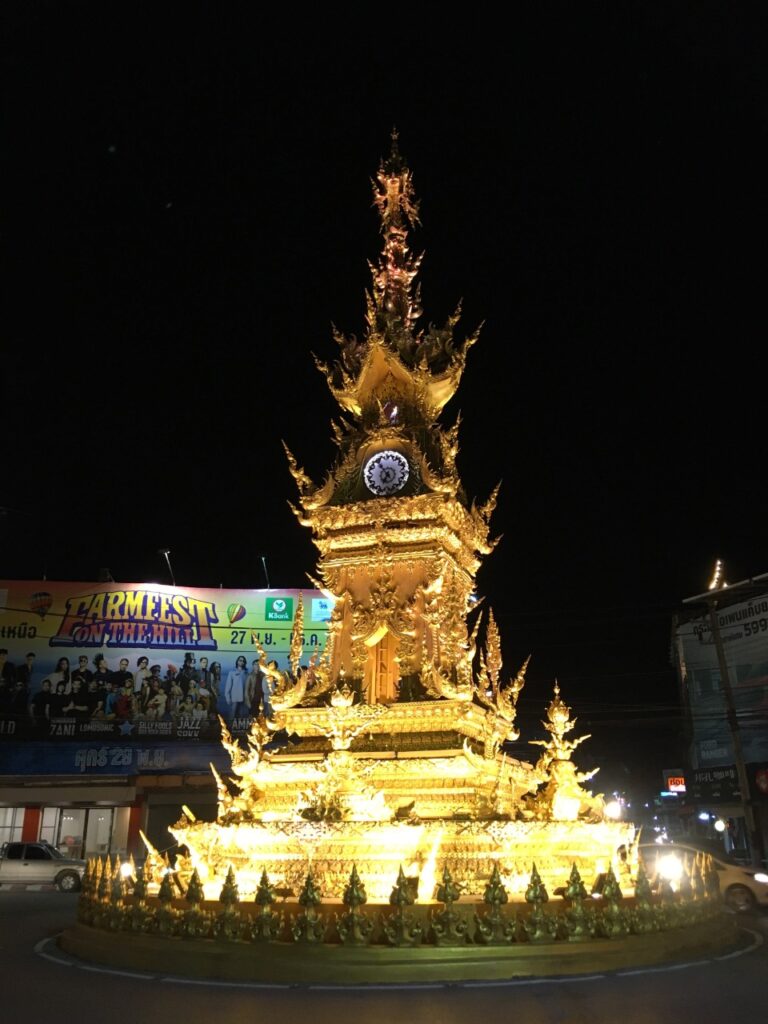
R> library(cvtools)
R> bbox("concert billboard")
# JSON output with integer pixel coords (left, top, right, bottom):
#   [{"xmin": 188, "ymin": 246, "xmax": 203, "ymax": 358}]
[{"xmin": 0, "ymin": 580, "xmax": 331, "ymax": 743}]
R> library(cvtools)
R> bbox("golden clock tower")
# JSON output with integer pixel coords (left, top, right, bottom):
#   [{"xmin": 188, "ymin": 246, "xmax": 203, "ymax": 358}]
[
  {"xmin": 163, "ymin": 141, "xmax": 623, "ymax": 907},
  {"xmin": 287, "ymin": 133, "xmax": 498, "ymax": 706}
]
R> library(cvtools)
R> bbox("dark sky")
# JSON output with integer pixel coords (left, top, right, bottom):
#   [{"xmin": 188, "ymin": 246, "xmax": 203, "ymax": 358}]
[{"xmin": 4, "ymin": 6, "xmax": 766, "ymax": 796}]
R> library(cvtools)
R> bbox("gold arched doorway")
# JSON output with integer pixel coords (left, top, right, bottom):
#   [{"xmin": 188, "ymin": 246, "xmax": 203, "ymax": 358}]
[{"xmin": 363, "ymin": 626, "xmax": 399, "ymax": 704}]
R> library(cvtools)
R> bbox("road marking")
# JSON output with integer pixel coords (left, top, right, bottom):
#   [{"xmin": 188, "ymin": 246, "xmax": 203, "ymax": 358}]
[
  {"xmin": 37, "ymin": 950, "xmax": 74, "ymax": 967},
  {"xmin": 714, "ymin": 928, "xmax": 763, "ymax": 960},
  {"xmin": 463, "ymin": 974, "xmax": 606, "ymax": 987},
  {"xmin": 309, "ymin": 983, "xmax": 444, "ymax": 991},
  {"xmin": 77, "ymin": 963, "xmax": 155, "ymax": 979},
  {"xmin": 651, "ymin": 961, "xmax": 709, "ymax": 972},
  {"xmin": 161, "ymin": 976, "xmax": 291, "ymax": 989},
  {"xmin": 617, "ymin": 960, "xmax": 709, "ymax": 976}
]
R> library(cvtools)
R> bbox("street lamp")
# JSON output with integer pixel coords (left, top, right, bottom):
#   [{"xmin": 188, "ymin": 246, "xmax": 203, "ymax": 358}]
[{"xmin": 158, "ymin": 549, "xmax": 176, "ymax": 587}]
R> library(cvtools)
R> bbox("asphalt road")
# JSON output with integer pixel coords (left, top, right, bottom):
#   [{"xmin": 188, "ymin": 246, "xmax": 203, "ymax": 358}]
[{"xmin": 1, "ymin": 890, "xmax": 766, "ymax": 1024}]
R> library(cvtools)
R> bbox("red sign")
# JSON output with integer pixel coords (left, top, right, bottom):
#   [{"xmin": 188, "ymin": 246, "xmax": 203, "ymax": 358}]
[{"xmin": 666, "ymin": 776, "xmax": 687, "ymax": 793}]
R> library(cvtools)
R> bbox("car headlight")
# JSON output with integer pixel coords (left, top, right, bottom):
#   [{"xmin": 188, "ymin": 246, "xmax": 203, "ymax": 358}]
[{"xmin": 752, "ymin": 871, "xmax": 768, "ymax": 884}]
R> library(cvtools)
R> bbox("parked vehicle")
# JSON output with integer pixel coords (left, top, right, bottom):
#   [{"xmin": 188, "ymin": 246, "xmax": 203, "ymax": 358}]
[
  {"xmin": 639, "ymin": 840, "xmax": 768, "ymax": 913},
  {"xmin": 0, "ymin": 841, "xmax": 86, "ymax": 892}
]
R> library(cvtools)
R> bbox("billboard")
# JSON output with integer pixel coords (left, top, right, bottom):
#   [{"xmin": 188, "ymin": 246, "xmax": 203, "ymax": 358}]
[
  {"xmin": 675, "ymin": 589, "xmax": 768, "ymax": 768},
  {"xmin": 0, "ymin": 580, "xmax": 332, "ymax": 744}
]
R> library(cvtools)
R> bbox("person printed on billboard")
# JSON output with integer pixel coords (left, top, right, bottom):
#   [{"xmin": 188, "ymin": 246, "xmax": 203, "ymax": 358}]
[
  {"xmin": 175, "ymin": 694, "xmax": 196, "ymax": 725},
  {"xmin": 196, "ymin": 678, "xmax": 213, "ymax": 716},
  {"xmin": 262, "ymin": 661, "xmax": 278, "ymax": 718},
  {"xmin": 225, "ymin": 655, "xmax": 249, "ymax": 718},
  {"xmin": 167, "ymin": 676, "xmax": 184, "ymax": 716},
  {"xmin": 8, "ymin": 678, "xmax": 28, "ymax": 716},
  {"xmin": 198, "ymin": 656, "xmax": 210, "ymax": 687},
  {"xmin": 64, "ymin": 679, "xmax": 90, "ymax": 721},
  {"xmin": 114, "ymin": 683, "xmax": 135, "ymax": 723},
  {"xmin": 0, "ymin": 649, "xmax": 16, "ymax": 689},
  {"xmin": 246, "ymin": 659, "xmax": 265, "ymax": 716},
  {"xmin": 50, "ymin": 681, "xmax": 68, "ymax": 718},
  {"xmin": 178, "ymin": 653, "xmax": 199, "ymax": 695},
  {"xmin": 102, "ymin": 680, "xmax": 120, "ymax": 719},
  {"xmin": 133, "ymin": 655, "xmax": 151, "ymax": 694},
  {"xmin": 111, "ymin": 658, "xmax": 132, "ymax": 690},
  {"xmin": 72, "ymin": 655, "xmax": 93, "ymax": 687},
  {"xmin": 191, "ymin": 698, "xmax": 208, "ymax": 723},
  {"xmin": 85, "ymin": 678, "xmax": 104, "ymax": 717},
  {"xmin": 208, "ymin": 661, "xmax": 222, "ymax": 707},
  {"xmin": 15, "ymin": 652, "xmax": 36, "ymax": 689},
  {"xmin": 136, "ymin": 675, "xmax": 153, "ymax": 715},
  {"xmin": 49, "ymin": 657, "xmax": 71, "ymax": 694},
  {"xmin": 144, "ymin": 680, "xmax": 168, "ymax": 720},
  {"xmin": 92, "ymin": 658, "xmax": 111, "ymax": 692},
  {"xmin": 30, "ymin": 678, "xmax": 52, "ymax": 725}
]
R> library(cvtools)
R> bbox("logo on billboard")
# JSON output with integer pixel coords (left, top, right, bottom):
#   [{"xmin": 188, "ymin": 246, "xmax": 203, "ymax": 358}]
[
  {"xmin": 311, "ymin": 597, "xmax": 334, "ymax": 622},
  {"xmin": 51, "ymin": 589, "xmax": 220, "ymax": 650},
  {"xmin": 30, "ymin": 591, "xmax": 54, "ymax": 618},
  {"xmin": 265, "ymin": 597, "xmax": 293, "ymax": 622}
]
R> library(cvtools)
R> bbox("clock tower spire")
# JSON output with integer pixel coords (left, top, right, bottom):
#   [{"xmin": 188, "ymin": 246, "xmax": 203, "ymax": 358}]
[
  {"xmin": 286, "ymin": 139, "xmax": 497, "ymax": 705},
  {"xmin": 372, "ymin": 128, "xmax": 422, "ymax": 340}
]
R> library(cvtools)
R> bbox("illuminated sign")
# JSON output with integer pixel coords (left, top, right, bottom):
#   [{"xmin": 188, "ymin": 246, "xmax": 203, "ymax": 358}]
[
  {"xmin": 0, "ymin": 582, "xmax": 326, "ymax": 661},
  {"xmin": 0, "ymin": 581, "xmax": 330, "ymax": 737},
  {"xmin": 666, "ymin": 776, "xmax": 687, "ymax": 793}
]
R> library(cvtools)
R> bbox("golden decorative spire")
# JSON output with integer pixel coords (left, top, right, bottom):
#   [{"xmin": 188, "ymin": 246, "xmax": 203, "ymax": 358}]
[
  {"xmin": 536, "ymin": 679, "xmax": 589, "ymax": 761},
  {"xmin": 372, "ymin": 129, "xmax": 423, "ymax": 338},
  {"xmin": 530, "ymin": 679, "xmax": 590, "ymax": 763},
  {"xmin": 315, "ymin": 133, "xmax": 479, "ymax": 425},
  {"xmin": 474, "ymin": 609, "xmax": 529, "ymax": 754},
  {"xmin": 523, "ymin": 681, "xmax": 602, "ymax": 823}
]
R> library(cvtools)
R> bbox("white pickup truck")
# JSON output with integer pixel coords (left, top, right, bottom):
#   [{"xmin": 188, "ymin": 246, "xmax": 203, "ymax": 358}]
[{"xmin": 0, "ymin": 841, "xmax": 86, "ymax": 891}]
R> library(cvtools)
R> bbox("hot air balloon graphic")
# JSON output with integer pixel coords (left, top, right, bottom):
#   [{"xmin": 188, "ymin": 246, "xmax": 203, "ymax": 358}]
[
  {"xmin": 30, "ymin": 591, "xmax": 53, "ymax": 619},
  {"xmin": 227, "ymin": 603, "xmax": 246, "ymax": 625}
]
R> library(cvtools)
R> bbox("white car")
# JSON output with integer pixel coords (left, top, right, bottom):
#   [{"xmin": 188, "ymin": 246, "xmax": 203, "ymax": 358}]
[
  {"xmin": 639, "ymin": 841, "xmax": 768, "ymax": 913},
  {"xmin": 0, "ymin": 841, "xmax": 86, "ymax": 892}
]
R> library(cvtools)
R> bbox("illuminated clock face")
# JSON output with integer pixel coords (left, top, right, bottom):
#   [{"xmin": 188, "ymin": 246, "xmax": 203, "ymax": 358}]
[{"xmin": 363, "ymin": 450, "xmax": 410, "ymax": 496}]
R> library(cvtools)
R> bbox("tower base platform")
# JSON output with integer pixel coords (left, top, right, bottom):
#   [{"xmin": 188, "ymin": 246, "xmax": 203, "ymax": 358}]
[{"xmin": 59, "ymin": 909, "xmax": 738, "ymax": 985}]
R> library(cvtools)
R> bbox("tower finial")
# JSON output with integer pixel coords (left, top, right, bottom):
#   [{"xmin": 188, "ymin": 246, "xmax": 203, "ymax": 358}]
[
  {"xmin": 384, "ymin": 126, "xmax": 404, "ymax": 174},
  {"xmin": 372, "ymin": 132, "xmax": 422, "ymax": 336}
]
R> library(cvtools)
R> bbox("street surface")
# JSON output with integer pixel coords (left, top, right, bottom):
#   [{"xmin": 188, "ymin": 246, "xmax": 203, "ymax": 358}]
[{"xmin": 1, "ymin": 889, "xmax": 766, "ymax": 1024}]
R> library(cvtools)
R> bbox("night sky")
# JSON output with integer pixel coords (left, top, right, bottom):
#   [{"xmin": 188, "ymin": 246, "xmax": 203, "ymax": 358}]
[{"xmin": 4, "ymin": 7, "xmax": 766, "ymax": 799}]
